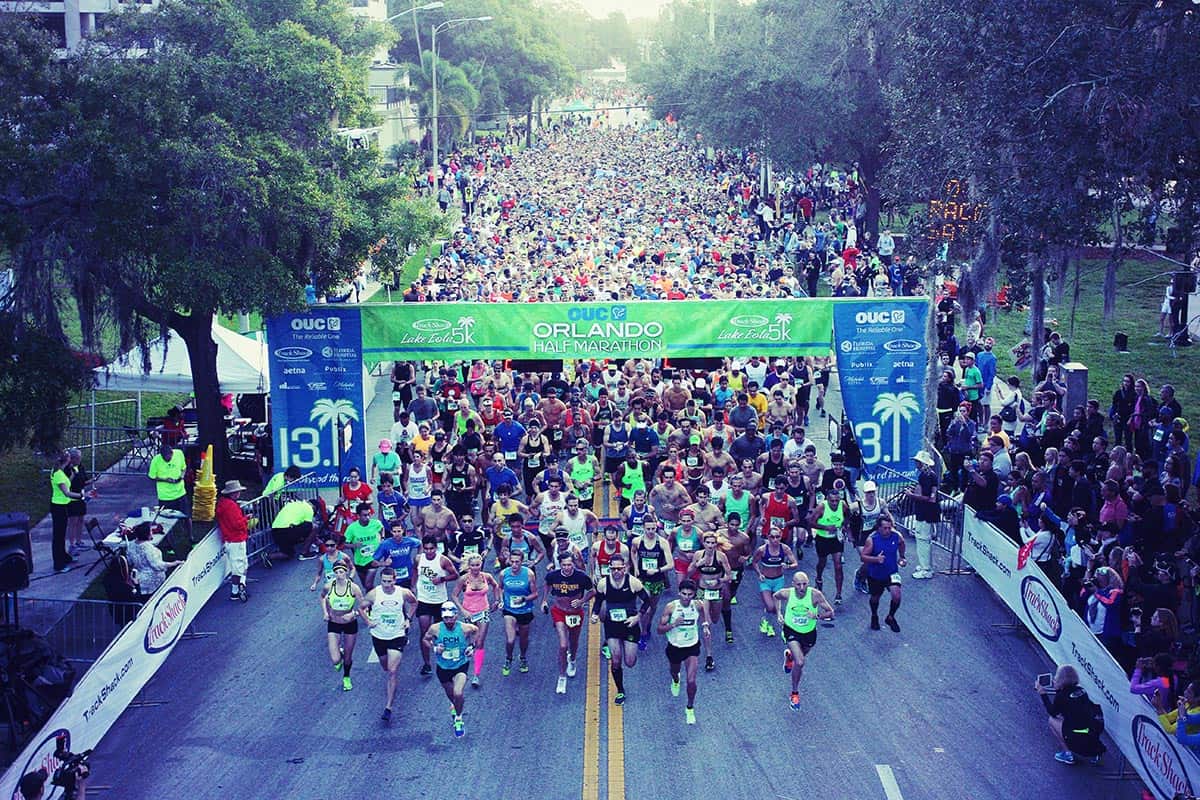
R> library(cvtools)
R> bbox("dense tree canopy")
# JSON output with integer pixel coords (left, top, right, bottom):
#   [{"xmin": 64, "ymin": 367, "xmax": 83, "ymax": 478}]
[{"xmin": 0, "ymin": 0, "xmax": 394, "ymax": 464}]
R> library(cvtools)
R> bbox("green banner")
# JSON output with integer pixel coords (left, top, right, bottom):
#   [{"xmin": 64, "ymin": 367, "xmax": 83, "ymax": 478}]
[{"xmin": 360, "ymin": 299, "xmax": 834, "ymax": 361}]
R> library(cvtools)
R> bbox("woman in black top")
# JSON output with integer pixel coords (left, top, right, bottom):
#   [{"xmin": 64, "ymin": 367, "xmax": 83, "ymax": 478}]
[{"xmin": 1036, "ymin": 665, "xmax": 1106, "ymax": 764}]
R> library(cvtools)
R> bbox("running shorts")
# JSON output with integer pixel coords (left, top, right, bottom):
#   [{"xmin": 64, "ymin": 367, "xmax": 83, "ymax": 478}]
[
  {"xmin": 503, "ymin": 610, "xmax": 534, "ymax": 626},
  {"xmin": 643, "ymin": 579, "xmax": 666, "ymax": 597},
  {"xmin": 550, "ymin": 605, "xmax": 585, "ymax": 628},
  {"xmin": 372, "ymin": 635, "xmax": 407, "ymax": 659},
  {"xmin": 815, "ymin": 535, "xmax": 843, "ymax": 558},
  {"xmin": 603, "ymin": 619, "xmax": 640, "ymax": 643},
  {"xmin": 783, "ymin": 625, "xmax": 817, "ymax": 652},
  {"xmin": 867, "ymin": 574, "xmax": 901, "ymax": 596},
  {"xmin": 436, "ymin": 663, "xmax": 469, "ymax": 684},
  {"xmin": 327, "ymin": 619, "xmax": 359, "ymax": 635},
  {"xmin": 665, "ymin": 642, "xmax": 701, "ymax": 664},
  {"xmin": 758, "ymin": 575, "xmax": 786, "ymax": 594}
]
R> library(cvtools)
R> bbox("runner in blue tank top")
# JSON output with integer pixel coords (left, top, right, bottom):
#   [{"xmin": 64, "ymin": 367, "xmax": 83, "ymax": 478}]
[
  {"xmin": 424, "ymin": 602, "xmax": 478, "ymax": 738},
  {"xmin": 498, "ymin": 551, "xmax": 538, "ymax": 676},
  {"xmin": 861, "ymin": 517, "xmax": 906, "ymax": 633}
]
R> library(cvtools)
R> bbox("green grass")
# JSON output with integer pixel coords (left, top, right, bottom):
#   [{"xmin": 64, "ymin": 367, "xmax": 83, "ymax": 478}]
[
  {"xmin": 363, "ymin": 242, "xmax": 444, "ymax": 303},
  {"xmin": 217, "ymin": 313, "xmax": 264, "ymax": 333},
  {"xmin": 978, "ymin": 256, "xmax": 1200, "ymax": 410},
  {"xmin": 1, "ymin": 391, "xmax": 190, "ymax": 526}
]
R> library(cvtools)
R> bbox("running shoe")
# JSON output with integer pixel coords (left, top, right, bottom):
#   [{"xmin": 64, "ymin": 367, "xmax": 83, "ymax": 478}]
[
  {"xmin": 637, "ymin": 634, "xmax": 648, "ymax": 651},
  {"xmin": 870, "ymin": 616, "xmax": 880, "ymax": 631},
  {"xmin": 601, "ymin": 644, "xmax": 611, "ymax": 660},
  {"xmin": 454, "ymin": 716, "xmax": 465, "ymax": 738},
  {"xmin": 834, "ymin": 594, "xmax": 842, "ymax": 606},
  {"xmin": 815, "ymin": 578, "xmax": 823, "ymax": 591},
  {"xmin": 381, "ymin": 707, "xmax": 392, "ymax": 722},
  {"xmin": 784, "ymin": 649, "xmax": 794, "ymax": 674},
  {"xmin": 758, "ymin": 618, "xmax": 770, "ymax": 635},
  {"xmin": 342, "ymin": 677, "xmax": 353, "ymax": 692},
  {"xmin": 724, "ymin": 630, "xmax": 733, "ymax": 644},
  {"xmin": 566, "ymin": 657, "xmax": 577, "ymax": 677},
  {"xmin": 854, "ymin": 576, "xmax": 868, "ymax": 594},
  {"xmin": 556, "ymin": 676, "xmax": 568, "ymax": 694},
  {"xmin": 704, "ymin": 656, "xmax": 715, "ymax": 672},
  {"xmin": 885, "ymin": 616, "xmax": 900, "ymax": 633},
  {"xmin": 614, "ymin": 692, "xmax": 625, "ymax": 705},
  {"xmin": 1053, "ymin": 751, "xmax": 1075, "ymax": 765},
  {"xmin": 333, "ymin": 660, "xmax": 342, "ymax": 671},
  {"xmin": 502, "ymin": 660, "xmax": 512, "ymax": 676},
  {"xmin": 470, "ymin": 674, "xmax": 481, "ymax": 689},
  {"xmin": 685, "ymin": 707, "xmax": 696, "ymax": 725},
  {"xmin": 671, "ymin": 678, "xmax": 680, "ymax": 697},
  {"xmin": 420, "ymin": 663, "xmax": 432, "ymax": 677},
  {"xmin": 729, "ymin": 596, "xmax": 738, "ymax": 606},
  {"xmin": 789, "ymin": 692, "xmax": 800, "ymax": 710},
  {"xmin": 298, "ymin": 547, "xmax": 320, "ymax": 561},
  {"xmin": 764, "ymin": 623, "xmax": 776, "ymax": 638},
  {"xmin": 519, "ymin": 658, "xmax": 529, "ymax": 673}
]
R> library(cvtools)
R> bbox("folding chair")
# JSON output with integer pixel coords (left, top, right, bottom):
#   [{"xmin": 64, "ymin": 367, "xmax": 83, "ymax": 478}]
[
  {"xmin": 84, "ymin": 516, "xmax": 116, "ymax": 576},
  {"xmin": 123, "ymin": 426, "xmax": 155, "ymax": 471}
]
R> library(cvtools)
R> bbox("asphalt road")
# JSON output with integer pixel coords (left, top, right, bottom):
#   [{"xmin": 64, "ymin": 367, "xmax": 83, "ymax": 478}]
[{"xmin": 91, "ymin": 548, "xmax": 1144, "ymax": 800}]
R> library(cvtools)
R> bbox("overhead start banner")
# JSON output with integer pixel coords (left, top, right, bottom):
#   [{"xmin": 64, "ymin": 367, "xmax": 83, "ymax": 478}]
[
  {"xmin": 0, "ymin": 532, "xmax": 229, "ymax": 800},
  {"xmin": 832, "ymin": 298, "xmax": 928, "ymax": 477},
  {"xmin": 962, "ymin": 510, "xmax": 1199, "ymax": 800},
  {"xmin": 266, "ymin": 308, "xmax": 366, "ymax": 488},
  {"xmin": 360, "ymin": 299, "xmax": 834, "ymax": 361}
]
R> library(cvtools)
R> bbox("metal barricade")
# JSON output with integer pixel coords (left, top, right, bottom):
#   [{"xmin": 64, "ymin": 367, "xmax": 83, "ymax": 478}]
[
  {"xmin": 2, "ymin": 596, "xmax": 142, "ymax": 665},
  {"xmin": 243, "ymin": 479, "xmax": 323, "ymax": 566},
  {"xmin": 866, "ymin": 464, "xmax": 972, "ymax": 574}
]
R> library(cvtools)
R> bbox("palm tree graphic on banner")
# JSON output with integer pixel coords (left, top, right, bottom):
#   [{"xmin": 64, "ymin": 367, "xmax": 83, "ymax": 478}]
[
  {"xmin": 774, "ymin": 312, "xmax": 792, "ymax": 340},
  {"xmin": 872, "ymin": 392, "xmax": 920, "ymax": 463},
  {"xmin": 310, "ymin": 398, "xmax": 360, "ymax": 459},
  {"xmin": 455, "ymin": 315, "xmax": 476, "ymax": 344}
]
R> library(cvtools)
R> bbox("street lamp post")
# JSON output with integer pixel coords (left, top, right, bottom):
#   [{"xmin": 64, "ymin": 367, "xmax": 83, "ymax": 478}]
[
  {"xmin": 431, "ymin": 15, "xmax": 492, "ymax": 177},
  {"xmin": 384, "ymin": 1, "xmax": 443, "ymax": 54}
]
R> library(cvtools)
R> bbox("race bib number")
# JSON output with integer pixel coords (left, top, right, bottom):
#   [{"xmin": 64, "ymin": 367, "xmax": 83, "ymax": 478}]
[
  {"xmin": 609, "ymin": 608, "xmax": 628, "ymax": 622},
  {"xmin": 890, "ymin": 573, "xmax": 902, "ymax": 586},
  {"xmin": 433, "ymin": 461, "xmax": 445, "ymax": 474},
  {"xmin": 679, "ymin": 540, "xmax": 695, "ymax": 552},
  {"xmin": 504, "ymin": 451, "xmax": 518, "ymax": 463},
  {"xmin": 395, "ymin": 566, "xmax": 409, "ymax": 580},
  {"xmin": 641, "ymin": 557, "xmax": 659, "ymax": 573},
  {"xmin": 510, "ymin": 595, "xmax": 525, "ymax": 608},
  {"xmin": 380, "ymin": 613, "xmax": 399, "ymax": 627},
  {"xmin": 552, "ymin": 429, "xmax": 563, "ymax": 442},
  {"xmin": 359, "ymin": 544, "xmax": 374, "ymax": 557},
  {"xmin": 392, "ymin": 391, "xmax": 402, "ymax": 402},
  {"xmin": 600, "ymin": 564, "xmax": 611, "ymax": 576},
  {"xmin": 463, "ymin": 545, "xmax": 479, "ymax": 556},
  {"xmin": 527, "ymin": 455, "xmax": 541, "ymax": 468},
  {"xmin": 442, "ymin": 647, "xmax": 461, "ymax": 661},
  {"xmin": 436, "ymin": 542, "xmax": 446, "ymax": 554},
  {"xmin": 381, "ymin": 505, "xmax": 396, "ymax": 521},
  {"xmin": 702, "ymin": 589, "xmax": 722, "ymax": 601},
  {"xmin": 565, "ymin": 614, "xmax": 582, "ymax": 628}
]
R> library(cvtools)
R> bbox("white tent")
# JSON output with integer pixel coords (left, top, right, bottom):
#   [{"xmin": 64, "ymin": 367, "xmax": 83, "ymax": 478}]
[{"xmin": 94, "ymin": 321, "xmax": 270, "ymax": 394}]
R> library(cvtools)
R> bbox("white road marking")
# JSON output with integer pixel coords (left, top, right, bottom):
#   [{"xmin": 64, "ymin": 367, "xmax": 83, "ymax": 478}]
[
  {"xmin": 367, "ymin": 649, "xmax": 379, "ymax": 664},
  {"xmin": 875, "ymin": 765, "xmax": 904, "ymax": 800}
]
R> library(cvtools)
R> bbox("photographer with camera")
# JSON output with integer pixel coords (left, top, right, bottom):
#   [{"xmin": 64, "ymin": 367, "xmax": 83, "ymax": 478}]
[
  {"xmin": 18, "ymin": 746, "xmax": 90, "ymax": 800},
  {"xmin": 1035, "ymin": 664, "xmax": 1106, "ymax": 765}
]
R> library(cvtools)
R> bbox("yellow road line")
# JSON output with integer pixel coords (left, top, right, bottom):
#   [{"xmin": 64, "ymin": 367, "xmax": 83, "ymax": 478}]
[
  {"xmin": 582, "ymin": 622, "xmax": 602, "ymax": 800},
  {"xmin": 607, "ymin": 676, "xmax": 625, "ymax": 800}
]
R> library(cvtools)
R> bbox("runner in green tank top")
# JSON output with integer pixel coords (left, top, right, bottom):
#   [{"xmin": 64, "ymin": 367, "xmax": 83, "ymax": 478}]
[
  {"xmin": 808, "ymin": 487, "xmax": 848, "ymax": 605},
  {"xmin": 721, "ymin": 473, "xmax": 757, "ymax": 534},
  {"xmin": 773, "ymin": 571, "xmax": 834, "ymax": 710}
]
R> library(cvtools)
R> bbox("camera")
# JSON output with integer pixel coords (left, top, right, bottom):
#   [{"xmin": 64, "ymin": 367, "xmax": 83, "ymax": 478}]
[{"xmin": 51, "ymin": 734, "xmax": 91, "ymax": 798}]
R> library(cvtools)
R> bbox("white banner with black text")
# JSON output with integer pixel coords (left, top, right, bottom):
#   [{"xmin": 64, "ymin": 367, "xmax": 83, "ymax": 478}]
[
  {"xmin": 0, "ymin": 531, "xmax": 229, "ymax": 800},
  {"xmin": 961, "ymin": 509, "xmax": 1197, "ymax": 799}
]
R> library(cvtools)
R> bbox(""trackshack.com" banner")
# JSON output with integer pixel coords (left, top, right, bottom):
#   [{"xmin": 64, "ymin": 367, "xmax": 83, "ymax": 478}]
[
  {"xmin": 0, "ymin": 531, "xmax": 230, "ymax": 800},
  {"xmin": 962, "ymin": 510, "xmax": 1198, "ymax": 799}
]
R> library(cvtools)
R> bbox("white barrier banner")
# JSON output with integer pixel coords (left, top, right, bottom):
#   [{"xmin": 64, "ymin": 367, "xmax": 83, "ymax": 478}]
[
  {"xmin": 961, "ymin": 509, "xmax": 1198, "ymax": 799},
  {"xmin": 1, "ymin": 532, "xmax": 228, "ymax": 800}
]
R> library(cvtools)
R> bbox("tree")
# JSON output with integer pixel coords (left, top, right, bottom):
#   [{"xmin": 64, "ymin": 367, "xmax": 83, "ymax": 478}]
[
  {"xmin": 405, "ymin": 51, "xmax": 481, "ymax": 151},
  {"xmin": 374, "ymin": 189, "xmax": 453, "ymax": 289},
  {"xmin": 0, "ymin": 1, "xmax": 393, "ymax": 479}
]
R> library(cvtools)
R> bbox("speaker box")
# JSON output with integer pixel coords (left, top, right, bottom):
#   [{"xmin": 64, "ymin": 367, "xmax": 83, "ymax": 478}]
[
  {"xmin": 1173, "ymin": 271, "xmax": 1196, "ymax": 295},
  {"xmin": 1114, "ymin": 333, "xmax": 1129, "ymax": 353},
  {"xmin": 0, "ymin": 513, "xmax": 32, "ymax": 593}
]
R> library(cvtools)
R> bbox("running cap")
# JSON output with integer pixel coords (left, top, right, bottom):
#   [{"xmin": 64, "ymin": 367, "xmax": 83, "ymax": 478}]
[
  {"xmin": 913, "ymin": 450, "xmax": 935, "ymax": 466},
  {"xmin": 862, "ymin": 480, "xmax": 878, "ymax": 492},
  {"xmin": 440, "ymin": 601, "xmax": 458, "ymax": 617}
]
